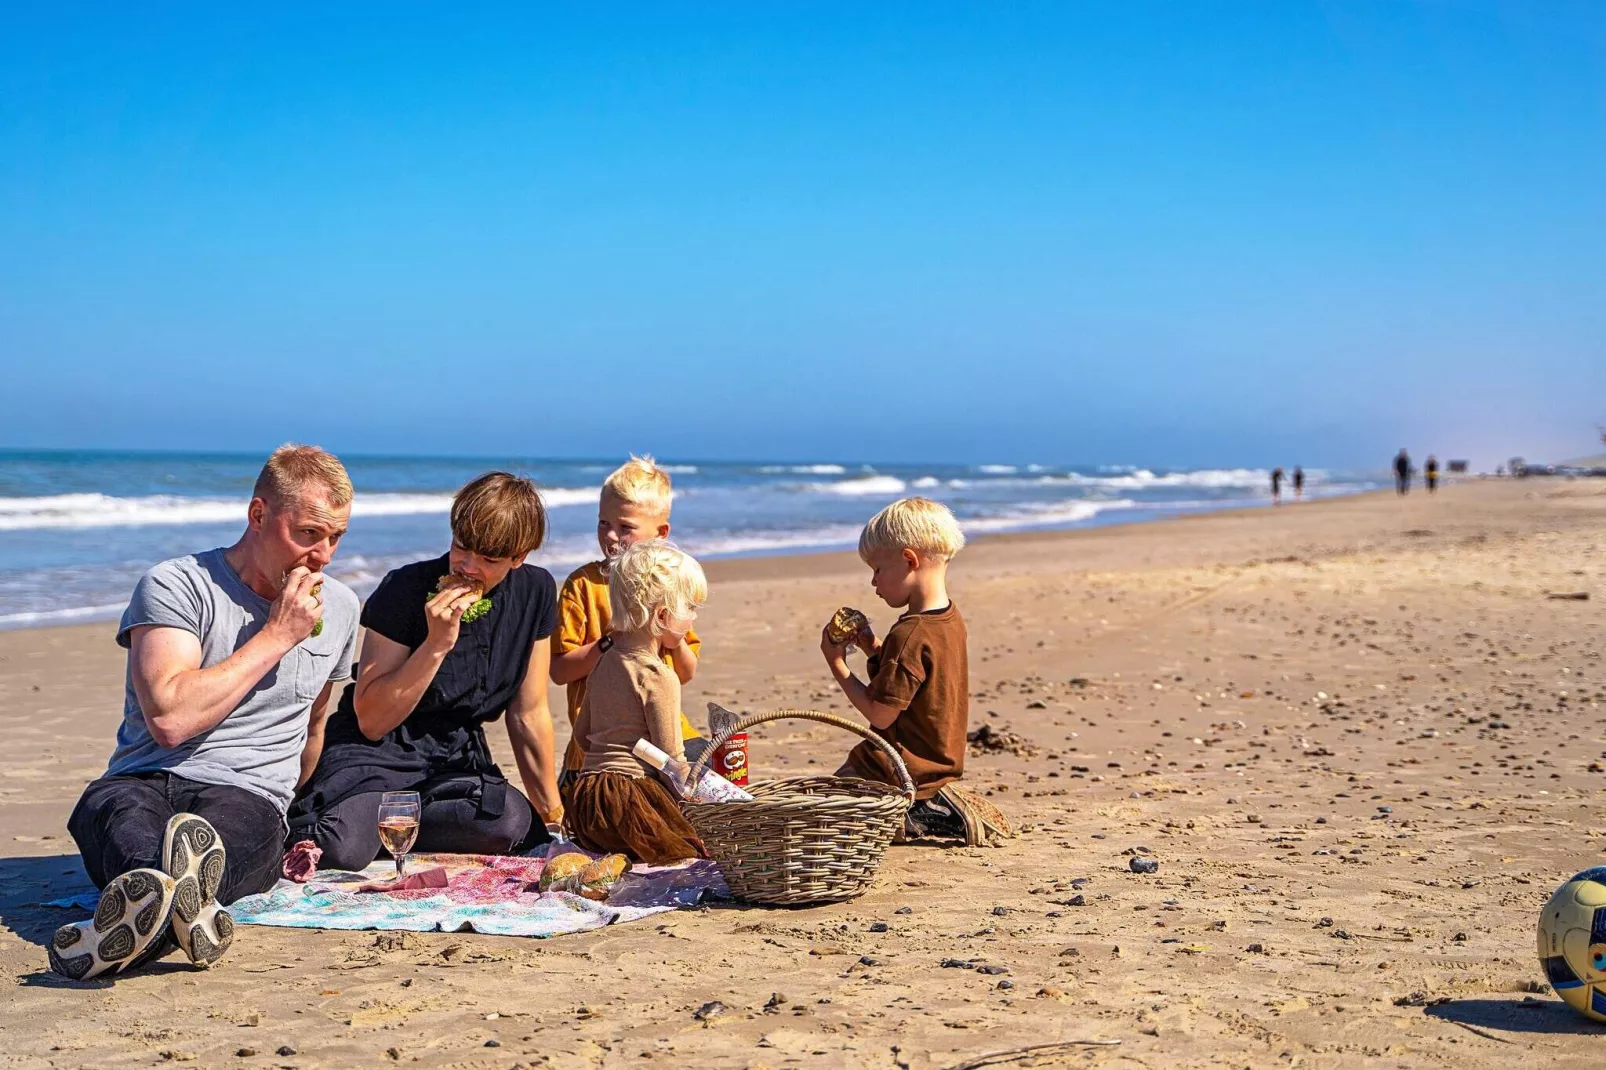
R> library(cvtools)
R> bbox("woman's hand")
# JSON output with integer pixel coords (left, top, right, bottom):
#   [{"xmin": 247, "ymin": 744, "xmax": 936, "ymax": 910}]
[{"xmin": 423, "ymin": 586, "xmax": 478, "ymax": 652}]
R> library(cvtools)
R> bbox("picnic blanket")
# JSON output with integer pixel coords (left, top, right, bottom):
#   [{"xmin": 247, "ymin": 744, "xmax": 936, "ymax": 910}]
[{"xmin": 49, "ymin": 848, "xmax": 727, "ymax": 939}]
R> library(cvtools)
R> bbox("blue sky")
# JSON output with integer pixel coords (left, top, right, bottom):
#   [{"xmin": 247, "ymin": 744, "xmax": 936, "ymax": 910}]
[{"xmin": 1, "ymin": 3, "xmax": 1601, "ymax": 469}]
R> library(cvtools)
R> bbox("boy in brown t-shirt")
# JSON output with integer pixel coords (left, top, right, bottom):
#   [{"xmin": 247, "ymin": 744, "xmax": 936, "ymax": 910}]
[{"xmin": 821, "ymin": 497, "xmax": 971, "ymax": 838}]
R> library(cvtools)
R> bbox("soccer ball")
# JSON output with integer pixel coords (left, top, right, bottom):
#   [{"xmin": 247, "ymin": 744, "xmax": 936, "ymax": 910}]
[{"xmin": 1537, "ymin": 867, "xmax": 1606, "ymax": 1021}]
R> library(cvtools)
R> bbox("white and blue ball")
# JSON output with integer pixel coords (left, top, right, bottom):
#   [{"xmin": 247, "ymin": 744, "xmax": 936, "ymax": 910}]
[{"xmin": 1537, "ymin": 867, "xmax": 1606, "ymax": 1021}]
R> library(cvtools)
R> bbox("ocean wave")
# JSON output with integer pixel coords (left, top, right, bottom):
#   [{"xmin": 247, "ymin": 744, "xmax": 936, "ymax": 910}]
[
  {"xmin": 0, "ymin": 602, "xmax": 129, "ymax": 627},
  {"xmin": 682, "ymin": 524, "xmax": 867, "ymax": 558},
  {"xmin": 802, "ymin": 475, "xmax": 908, "ymax": 496},
  {"xmin": 960, "ymin": 499, "xmax": 1136, "ymax": 533},
  {"xmin": 975, "ymin": 464, "xmax": 1019, "ymax": 474},
  {"xmin": 1029, "ymin": 467, "xmax": 1272, "ymax": 491},
  {"xmin": 0, "ymin": 487, "xmax": 600, "ymax": 530},
  {"xmin": 760, "ymin": 464, "xmax": 847, "ymax": 475}
]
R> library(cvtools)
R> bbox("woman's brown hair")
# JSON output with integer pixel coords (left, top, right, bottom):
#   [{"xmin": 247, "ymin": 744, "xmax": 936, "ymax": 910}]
[{"xmin": 450, "ymin": 472, "xmax": 547, "ymax": 558}]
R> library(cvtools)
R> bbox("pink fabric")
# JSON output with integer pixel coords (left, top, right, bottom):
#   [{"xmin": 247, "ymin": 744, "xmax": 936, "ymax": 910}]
[
  {"xmin": 282, "ymin": 840, "xmax": 323, "ymax": 883},
  {"xmin": 353, "ymin": 866, "xmax": 450, "ymax": 894},
  {"xmin": 373, "ymin": 854, "xmax": 547, "ymax": 903}
]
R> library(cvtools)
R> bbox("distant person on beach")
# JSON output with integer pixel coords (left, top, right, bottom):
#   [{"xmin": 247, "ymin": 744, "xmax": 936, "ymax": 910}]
[
  {"xmin": 1395, "ymin": 449, "xmax": 1412, "ymax": 495},
  {"xmin": 1270, "ymin": 467, "xmax": 1284, "ymax": 503},
  {"xmin": 1293, "ymin": 466, "xmax": 1305, "ymax": 499},
  {"xmin": 1425, "ymin": 455, "xmax": 1440, "ymax": 493},
  {"xmin": 550, "ymin": 457, "xmax": 706, "ymax": 795},
  {"xmin": 53, "ymin": 445, "xmax": 360, "ymax": 979},
  {"xmin": 287, "ymin": 473, "xmax": 560, "ymax": 873}
]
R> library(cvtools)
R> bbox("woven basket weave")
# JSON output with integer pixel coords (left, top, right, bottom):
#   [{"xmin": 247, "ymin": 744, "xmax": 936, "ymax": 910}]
[{"xmin": 682, "ymin": 709, "xmax": 914, "ymax": 906}]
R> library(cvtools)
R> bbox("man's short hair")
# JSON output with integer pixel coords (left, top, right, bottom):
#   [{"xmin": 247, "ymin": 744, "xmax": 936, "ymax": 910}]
[
  {"xmin": 451, "ymin": 472, "xmax": 547, "ymax": 559},
  {"xmin": 600, "ymin": 455, "xmax": 674, "ymax": 517},
  {"xmin": 608, "ymin": 539, "xmax": 707, "ymax": 635},
  {"xmin": 858, "ymin": 497, "xmax": 966, "ymax": 563},
  {"xmin": 252, "ymin": 444, "xmax": 354, "ymax": 511}
]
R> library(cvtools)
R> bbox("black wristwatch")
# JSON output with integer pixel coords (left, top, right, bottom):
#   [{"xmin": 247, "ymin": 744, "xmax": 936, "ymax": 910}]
[{"xmin": 597, "ymin": 634, "xmax": 614, "ymax": 654}]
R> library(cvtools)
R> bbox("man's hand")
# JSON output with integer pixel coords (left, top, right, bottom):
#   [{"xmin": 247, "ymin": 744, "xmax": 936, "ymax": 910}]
[
  {"xmin": 265, "ymin": 566, "xmax": 324, "ymax": 647},
  {"xmin": 423, "ymin": 585, "xmax": 478, "ymax": 652}
]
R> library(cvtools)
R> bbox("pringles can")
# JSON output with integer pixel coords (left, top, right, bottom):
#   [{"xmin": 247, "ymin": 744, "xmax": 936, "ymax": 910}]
[{"xmin": 710, "ymin": 732, "xmax": 749, "ymax": 787}]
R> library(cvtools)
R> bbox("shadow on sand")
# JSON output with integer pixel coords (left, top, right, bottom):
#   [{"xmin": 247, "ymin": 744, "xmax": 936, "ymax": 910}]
[
  {"xmin": 0, "ymin": 853, "xmax": 206, "ymax": 987},
  {"xmin": 1426, "ymin": 997, "xmax": 1606, "ymax": 1036},
  {"xmin": 0, "ymin": 853, "xmax": 97, "ymax": 951}
]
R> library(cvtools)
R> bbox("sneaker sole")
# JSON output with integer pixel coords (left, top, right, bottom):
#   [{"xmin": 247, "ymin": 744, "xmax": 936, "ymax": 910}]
[
  {"xmin": 47, "ymin": 869, "xmax": 175, "ymax": 980},
  {"xmin": 182, "ymin": 903, "xmax": 234, "ymax": 968},
  {"xmin": 937, "ymin": 785, "xmax": 1013, "ymax": 847},
  {"xmin": 162, "ymin": 814, "xmax": 229, "ymax": 965}
]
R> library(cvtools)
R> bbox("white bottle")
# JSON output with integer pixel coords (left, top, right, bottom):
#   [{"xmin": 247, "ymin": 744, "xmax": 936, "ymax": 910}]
[{"xmin": 633, "ymin": 739, "xmax": 755, "ymax": 803}]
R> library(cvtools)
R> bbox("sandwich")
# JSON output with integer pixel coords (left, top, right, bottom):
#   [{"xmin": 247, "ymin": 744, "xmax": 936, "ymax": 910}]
[
  {"xmin": 310, "ymin": 580, "xmax": 324, "ymax": 637},
  {"xmin": 825, "ymin": 606, "xmax": 868, "ymax": 647},
  {"xmin": 537, "ymin": 852, "xmax": 630, "ymax": 900},
  {"xmin": 537, "ymin": 851, "xmax": 591, "ymax": 892},
  {"xmin": 429, "ymin": 572, "xmax": 494, "ymax": 624}
]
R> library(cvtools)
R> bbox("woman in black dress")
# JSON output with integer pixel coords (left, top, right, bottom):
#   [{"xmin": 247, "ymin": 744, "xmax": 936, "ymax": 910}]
[{"xmin": 288, "ymin": 473, "xmax": 562, "ymax": 869}]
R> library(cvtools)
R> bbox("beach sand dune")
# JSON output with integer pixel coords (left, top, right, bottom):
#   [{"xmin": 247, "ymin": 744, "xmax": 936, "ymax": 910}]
[{"xmin": 2, "ymin": 478, "xmax": 1603, "ymax": 1067}]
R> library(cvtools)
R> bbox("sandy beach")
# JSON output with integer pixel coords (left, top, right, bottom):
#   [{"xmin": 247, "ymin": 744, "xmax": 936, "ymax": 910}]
[{"xmin": 2, "ymin": 477, "xmax": 1603, "ymax": 1068}]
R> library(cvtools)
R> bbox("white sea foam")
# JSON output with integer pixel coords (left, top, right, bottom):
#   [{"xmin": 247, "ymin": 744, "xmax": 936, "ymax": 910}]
[
  {"xmin": 960, "ymin": 499, "xmax": 1135, "ymax": 533},
  {"xmin": 760, "ymin": 464, "xmax": 848, "ymax": 475},
  {"xmin": 804, "ymin": 475, "xmax": 908, "ymax": 496},
  {"xmin": 975, "ymin": 464, "xmax": 1018, "ymax": 474},
  {"xmin": 0, "ymin": 602, "xmax": 129, "ymax": 628},
  {"xmin": 0, "ymin": 487, "xmax": 600, "ymax": 530},
  {"xmin": 682, "ymin": 524, "xmax": 867, "ymax": 558},
  {"xmin": 1031, "ymin": 468, "xmax": 1271, "ymax": 491}
]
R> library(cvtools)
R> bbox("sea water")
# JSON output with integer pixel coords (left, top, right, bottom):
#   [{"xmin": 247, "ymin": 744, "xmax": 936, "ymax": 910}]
[{"xmin": 0, "ymin": 451, "xmax": 1377, "ymax": 628}]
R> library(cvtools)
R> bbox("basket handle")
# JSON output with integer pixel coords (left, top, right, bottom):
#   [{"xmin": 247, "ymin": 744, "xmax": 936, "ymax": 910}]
[{"xmin": 691, "ymin": 707, "xmax": 917, "ymax": 801}]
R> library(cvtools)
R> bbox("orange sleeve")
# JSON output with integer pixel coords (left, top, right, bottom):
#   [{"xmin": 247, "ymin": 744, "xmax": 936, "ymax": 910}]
[{"xmin": 554, "ymin": 573, "xmax": 591, "ymax": 654}]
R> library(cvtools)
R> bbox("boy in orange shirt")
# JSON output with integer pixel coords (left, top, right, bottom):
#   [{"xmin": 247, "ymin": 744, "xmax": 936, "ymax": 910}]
[{"xmin": 551, "ymin": 457, "xmax": 705, "ymax": 794}]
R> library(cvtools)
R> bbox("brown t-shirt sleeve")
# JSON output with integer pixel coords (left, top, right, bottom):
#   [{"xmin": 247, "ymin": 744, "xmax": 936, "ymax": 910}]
[{"xmin": 867, "ymin": 626, "xmax": 926, "ymax": 712}]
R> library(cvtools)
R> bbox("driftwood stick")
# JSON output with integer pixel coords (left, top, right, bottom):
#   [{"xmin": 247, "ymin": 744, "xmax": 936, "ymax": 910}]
[{"xmin": 942, "ymin": 1039, "xmax": 1123, "ymax": 1070}]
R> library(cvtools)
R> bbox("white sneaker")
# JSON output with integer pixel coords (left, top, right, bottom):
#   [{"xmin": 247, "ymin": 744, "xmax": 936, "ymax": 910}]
[
  {"xmin": 162, "ymin": 813, "xmax": 233, "ymax": 967},
  {"xmin": 48, "ymin": 869, "xmax": 176, "ymax": 980}
]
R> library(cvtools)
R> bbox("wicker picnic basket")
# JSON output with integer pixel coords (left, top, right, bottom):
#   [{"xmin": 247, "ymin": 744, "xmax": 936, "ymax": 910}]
[{"xmin": 681, "ymin": 709, "xmax": 914, "ymax": 906}]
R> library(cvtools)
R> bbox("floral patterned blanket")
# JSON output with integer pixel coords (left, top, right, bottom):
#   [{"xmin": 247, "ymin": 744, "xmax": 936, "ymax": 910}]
[{"xmin": 50, "ymin": 848, "xmax": 726, "ymax": 939}]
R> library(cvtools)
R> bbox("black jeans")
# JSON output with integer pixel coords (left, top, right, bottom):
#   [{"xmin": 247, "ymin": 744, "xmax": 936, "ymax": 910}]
[
  {"xmin": 300, "ymin": 774, "xmax": 544, "ymax": 873},
  {"xmin": 68, "ymin": 772, "xmax": 285, "ymax": 905}
]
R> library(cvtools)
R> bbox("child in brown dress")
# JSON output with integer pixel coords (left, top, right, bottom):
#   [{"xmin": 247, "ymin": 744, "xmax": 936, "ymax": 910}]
[{"xmin": 561, "ymin": 540, "xmax": 708, "ymax": 864}]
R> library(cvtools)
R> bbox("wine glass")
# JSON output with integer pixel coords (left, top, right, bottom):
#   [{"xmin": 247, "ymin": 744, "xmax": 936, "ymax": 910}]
[{"xmin": 376, "ymin": 791, "xmax": 421, "ymax": 879}]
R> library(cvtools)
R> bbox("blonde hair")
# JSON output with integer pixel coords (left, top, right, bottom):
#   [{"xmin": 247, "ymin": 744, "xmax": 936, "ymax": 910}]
[
  {"xmin": 608, "ymin": 539, "xmax": 707, "ymax": 636},
  {"xmin": 601, "ymin": 454, "xmax": 674, "ymax": 517},
  {"xmin": 451, "ymin": 472, "xmax": 547, "ymax": 558},
  {"xmin": 252, "ymin": 444, "xmax": 354, "ymax": 511},
  {"xmin": 858, "ymin": 497, "xmax": 966, "ymax": 562}
]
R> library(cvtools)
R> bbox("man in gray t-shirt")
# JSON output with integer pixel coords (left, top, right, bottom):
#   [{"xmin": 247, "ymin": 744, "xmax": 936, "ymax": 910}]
[
  {"xmin": 105, "ymin": 547, "xmax": 358, "ymax": 810},
  {"xmin": 54, "ymin": 445, "xmax": 360, "ymax": 981}
]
